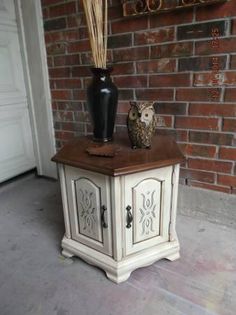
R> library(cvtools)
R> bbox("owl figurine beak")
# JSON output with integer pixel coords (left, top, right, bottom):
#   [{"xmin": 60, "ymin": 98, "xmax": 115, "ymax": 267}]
[{"xmin": 138, "ymin": 113, "xmax": 142, "ymax": 117}]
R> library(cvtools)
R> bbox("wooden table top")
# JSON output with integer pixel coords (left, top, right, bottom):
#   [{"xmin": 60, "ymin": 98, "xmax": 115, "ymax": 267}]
[{"xmin": 52, "ymin": 133, "xmax": 184, "ymax": 176}]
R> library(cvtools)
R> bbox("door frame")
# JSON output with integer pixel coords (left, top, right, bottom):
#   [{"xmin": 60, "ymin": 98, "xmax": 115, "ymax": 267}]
[{"xmin": 14, "ymin": 0, "xmax": 57, "ymax": 178}]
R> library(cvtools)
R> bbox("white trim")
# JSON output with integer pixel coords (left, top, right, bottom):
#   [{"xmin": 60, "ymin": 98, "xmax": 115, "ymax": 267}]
[
  {"xmin": 62, "ymin": 236, "xmax": 180, "ymax": 283},
  {"xmin": 15, "ymin": 0, "xmax": 56, "ymax": 178},
  {"xmin": 58, "ymin": 164, "xmax": 72, "ymax": 239}
]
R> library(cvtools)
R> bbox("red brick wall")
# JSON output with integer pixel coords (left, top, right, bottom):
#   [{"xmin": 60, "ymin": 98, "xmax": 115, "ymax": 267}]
[{"xmin": 42, "ymin": 0, "xmax": 236, "ymax": 194}]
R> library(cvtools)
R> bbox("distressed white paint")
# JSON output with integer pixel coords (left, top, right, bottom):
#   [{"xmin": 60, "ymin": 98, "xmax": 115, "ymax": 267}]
[
  {"xmin": 58, "ymin": 164, "xmax": 72, "ymax": 239},
  {"xmin": 65, "ymin": 166, "xmax": 113, "ymax": 256},
  {"xmin": 74, "ymin": 177, "xmax": 103, "ymax": 242},
  {"xmin": 0, "ymin": 0, "xmax": 35, "ymax": 182},
  {"xmin": 59, "ymin": 163, "xmax": 181, "ymax": 283},
  {"xmin": 124, "ymin": 167, "xmax": 172, "ymax": 255},
  {"xmin": 132, "ymin": 178, "xmax": 161, "ymax": 243},
  {"xmin": 110, "ymin": 176, "xmax": 123, "ymax": 262},
  {"xmin": 169, "ymin": 164, "xmax": 180, "ymax": 242}
]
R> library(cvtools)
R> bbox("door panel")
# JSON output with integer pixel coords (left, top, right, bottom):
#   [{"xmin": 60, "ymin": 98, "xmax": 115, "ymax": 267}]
[
  {"xmin": 65, "ymin": 166, "xmax": 113, "ymax": 256},
  {"xmin": 0, "ymin": 105, "xmax": 35, "ymax": 181},
  {"xmin": 132, "ymin": 178, "xmax": 161, "ymax": 244},
  {"xmin": 74, "ymin": 177, "xmax": 103, "ymax": 243},
  {"xmin": 0, "ymin": 0, "xmax": 16, "ymax": 26},
  {"xmin": 0, "ymin": 28, "xmax": 26, "ymax": 103},
  {"xmin": 124, "ymin": 167, "xmax": 172, "ymax": 256},
  {"xmin": 0, "ymin": 0, "xmax": 36, "ymax": 182}
]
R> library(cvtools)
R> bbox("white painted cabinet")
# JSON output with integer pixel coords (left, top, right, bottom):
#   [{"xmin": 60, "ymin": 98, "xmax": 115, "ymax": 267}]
[{"xmin": 53, "ymin": 135, "xmax": 184, "ymax": 283}]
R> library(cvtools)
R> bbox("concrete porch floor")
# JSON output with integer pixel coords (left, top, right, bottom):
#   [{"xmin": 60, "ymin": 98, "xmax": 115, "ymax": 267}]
[{"xmin": 0, "ymin": 175, "xmax": 235, "ymax": 315}]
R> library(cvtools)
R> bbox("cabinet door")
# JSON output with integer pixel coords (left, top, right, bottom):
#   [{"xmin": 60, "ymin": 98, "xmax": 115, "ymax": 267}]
[
  {"xmin": 65, "ymin": 166, "xmax": 112, "ymax": 256},
  {"xmin": 124, "ymin": 166, "xmax": 172, "ymax": 255}
]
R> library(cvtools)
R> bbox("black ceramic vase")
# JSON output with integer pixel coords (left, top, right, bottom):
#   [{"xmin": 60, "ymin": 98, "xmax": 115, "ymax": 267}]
[{"xmin": 87, "ymin": 67, "xmax": 118, "ymax": 142}]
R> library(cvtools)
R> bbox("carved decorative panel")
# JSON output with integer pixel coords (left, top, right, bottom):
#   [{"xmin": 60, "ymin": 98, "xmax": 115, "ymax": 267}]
[
  {"xmin": 122, "ymin": 0, "xmax": 227, "ymax": 17},
  {"xmin": 74, "ymin": 177, "xmax": 103, "ymax": 243},
  {"xmin": 132, "ymin": 178, "xmax": 161, "ymax": 243}
]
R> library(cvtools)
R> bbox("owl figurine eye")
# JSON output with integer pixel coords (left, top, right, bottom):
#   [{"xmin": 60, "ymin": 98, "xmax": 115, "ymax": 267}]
[
  {"xmin": 129, "ymin": 107, "xmax": 138, "ymax": 120},
  {"xmin": 140, "ymin": 108, "xmax": 154, "ymax": 125}
]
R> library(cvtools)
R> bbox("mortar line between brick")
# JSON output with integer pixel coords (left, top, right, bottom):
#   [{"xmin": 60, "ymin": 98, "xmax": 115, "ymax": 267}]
[
  {"xmin": 225, "ymin": 54, "xmax": 231, "ymax": 70},
  {"xmin": 173, "ymin": 88, "xmax": 176, "ymax": 101},
  {"xmin": 193, "ymin": 6, "xmax": 196, "ymax": 23}
]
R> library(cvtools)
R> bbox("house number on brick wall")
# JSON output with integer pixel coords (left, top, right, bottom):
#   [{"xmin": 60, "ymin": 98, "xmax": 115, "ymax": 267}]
[{"xmin": 122, "ymin": 0, "xmax": 227, "ymax": 17}]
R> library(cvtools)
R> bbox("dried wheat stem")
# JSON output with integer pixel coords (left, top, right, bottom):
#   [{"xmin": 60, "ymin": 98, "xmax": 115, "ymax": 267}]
[{"xmin": 82, "ymin": 0, "xmax": 108, "ymax": 69}]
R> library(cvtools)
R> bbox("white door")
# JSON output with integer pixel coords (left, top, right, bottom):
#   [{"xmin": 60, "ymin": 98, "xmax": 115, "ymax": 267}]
[
  {"xmin": 0, "ymin": 0, "xmax": 35, "ymax": 182},
  {"xmin": 124, "ymin": 167, "xmax": 173, "ymax": 256},
  {"xmin": 65, "ymin": 166, "xmax": 113, "ymax": 256}
]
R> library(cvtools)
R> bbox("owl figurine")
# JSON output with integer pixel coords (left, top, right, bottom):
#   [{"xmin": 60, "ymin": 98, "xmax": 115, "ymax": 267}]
[{"xmin": 127, "ymin": 101, "xmax": 161, "ymax": 149}]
